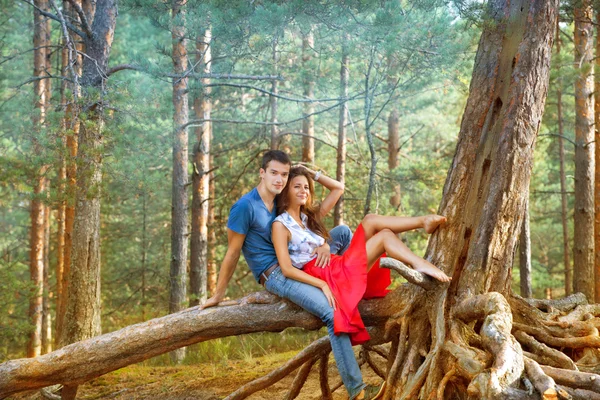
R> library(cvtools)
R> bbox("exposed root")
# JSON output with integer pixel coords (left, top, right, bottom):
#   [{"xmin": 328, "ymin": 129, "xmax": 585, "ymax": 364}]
[
  {"xmin": 523, "ymin": 357, "xmax": 558, "ymax": 399},
  {"xmin": 382, "ymin": 317, "xmax": 409, "ymax": 400},
  {"xmin": 380, "ymin": 258, "xmax": 438, "ymax": 290},
  {"xmin": 362, "ymin": 347, "xmax": 386, "ymax": 379},
  {"xmin": 523, "ymin": 293, "xmax": 588, "ymax": 314},
  {"xmin": 285, "ymin": 356, "xmax": 317, "ymax": 400},
  {"xmin": 436, "ymin": 369, "xmax": 456, "ymax": 400},
  {"xmin": 540, "ymin": 365, "xmax": 600, "ymax": 393},
  {"xmin": 224, "ymin": 336, "xmax": 330, "ymax": 400},
  {"xmin": 318, "ymin": 352, "xmax": 333, "ymax": 400},
  {"xmin": 515, "ymin": 330, "xmax": 577, "ymax": 370},
  {"xmin": 558, "ymin": 385, "xmax": 600, "ymax": 400},
  {"xmin": 454, "ymin": 292, "xmax": 523, "ymax": 398},
  {"xmin": 558, "ymin": 305, "xmax": 600, "ymax": 324}
]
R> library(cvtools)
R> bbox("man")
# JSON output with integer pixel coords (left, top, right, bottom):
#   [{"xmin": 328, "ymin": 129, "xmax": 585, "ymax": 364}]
[{"xmin": 202, "ymin": 150, "xmax": 384, "ymax": 400}]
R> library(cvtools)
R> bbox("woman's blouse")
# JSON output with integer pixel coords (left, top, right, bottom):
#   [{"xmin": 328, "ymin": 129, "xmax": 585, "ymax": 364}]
[{"xmin": 274, "ymin": 211, "xmax": 325, "ymax": 269}]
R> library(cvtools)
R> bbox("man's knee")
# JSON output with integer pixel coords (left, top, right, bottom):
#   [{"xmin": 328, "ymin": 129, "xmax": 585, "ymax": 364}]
[{"xmin": 329, "ymin": 225, "xmax": 352, "ymax": 255}]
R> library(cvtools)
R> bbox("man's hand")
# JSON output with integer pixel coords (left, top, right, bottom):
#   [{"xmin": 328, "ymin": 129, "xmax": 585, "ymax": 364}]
[
  {"xmin": 199, "ymin": 293, "xmax": 224, "ymax": 310},
  {"xmin": 311, "ymin": 242, "xmax": 331, "ymax": 268}
]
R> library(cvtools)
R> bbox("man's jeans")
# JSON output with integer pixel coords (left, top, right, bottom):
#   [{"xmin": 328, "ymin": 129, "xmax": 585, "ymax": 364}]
[{"xmin": 264, "ymin": 225, "xmax": 366, "ymax": 399}]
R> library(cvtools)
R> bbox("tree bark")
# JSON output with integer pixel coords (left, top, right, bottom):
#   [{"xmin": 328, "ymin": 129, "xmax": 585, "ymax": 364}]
[
  {"xmin": 270, "ymin": 38, "xmax": 279, "ymax": 150},
  {"xmin": 58, "ymin": 1, "xmax": 118, "ymax": 397},
  {"xmin": 520, "ymin": 197, "xmax": 533, "ymax": 298},
  {"xmin": 388, "ymin": 108, "xmax": 401, "ymax": 209},
  {"xmin": 573, "ymin": 0, "xmax": 595, "ymax": 301},
  {"xmin": 170, "ymin": 0, "xmax": 189, "ymax": 364},
  {"xmin": 28, "ymin": 0, "xmax": 51, "ymax": 359},
  {"xmin": 207, "ymin": 153, "xmax": 217, "ymax": 295},
  {"xmin": 334, "ymin": 34, "xmax": 349, "ymax": 226},
  {"xmin": 556, "ymin": 19, "xmax": 572, "ymax": 297},
  {"xmin": 301, "ymin": 29, "xmax": 315, "ymax": 164},
  {"xmin": 42, "ymin": 202, "xmax": 51, "ymax": 354},
  {"xmin": 595, "ymin": 7, "xmax": 600, "ymax": 303},
  {"xmin": 190, "ymin": 28, "xmax": 211, "ymax": 307}
]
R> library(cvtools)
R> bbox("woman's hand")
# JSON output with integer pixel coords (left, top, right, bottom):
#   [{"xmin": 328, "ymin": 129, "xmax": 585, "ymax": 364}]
[{"xmin": 320, "ymin": 283, "xmax": 337, "ymax": 310}]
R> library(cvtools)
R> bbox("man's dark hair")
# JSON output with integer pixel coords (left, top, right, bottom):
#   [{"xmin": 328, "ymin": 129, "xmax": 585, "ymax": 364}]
[{"xmin": 261, "ymin": 150, "xmax": 291, "ymax": 170}]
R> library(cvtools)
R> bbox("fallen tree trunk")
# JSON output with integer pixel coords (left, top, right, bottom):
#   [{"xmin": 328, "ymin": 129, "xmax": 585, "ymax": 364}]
[{"xmin": 0, "ymin": 273, "xmax": 412, "ymax": 398}]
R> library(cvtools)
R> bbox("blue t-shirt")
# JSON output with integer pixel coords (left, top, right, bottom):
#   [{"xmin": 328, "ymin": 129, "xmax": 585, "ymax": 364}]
[{"xmin": 227, "ymin": 188, "xmax": 279, "ymax": 282}]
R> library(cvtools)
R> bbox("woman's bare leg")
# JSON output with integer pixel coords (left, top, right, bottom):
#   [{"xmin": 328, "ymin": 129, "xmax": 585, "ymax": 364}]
[
  {"xmin": 361, "ymin": 214, "xmax": 446, "ymax": 240},
  {"xmin": 365, "ymin": 230, "xmax": 451, "ymax": 282}
]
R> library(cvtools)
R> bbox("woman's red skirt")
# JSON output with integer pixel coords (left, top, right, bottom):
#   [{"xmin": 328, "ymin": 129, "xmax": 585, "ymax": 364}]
[{"xmin": 303, "ymin": 224, "xmax": 391, "ymax": 345}]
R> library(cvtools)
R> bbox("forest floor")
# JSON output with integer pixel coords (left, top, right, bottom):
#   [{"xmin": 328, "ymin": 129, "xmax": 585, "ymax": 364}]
[{"xmin": 14, "ymin": 349, "xmax": 381, "ymax": 400}]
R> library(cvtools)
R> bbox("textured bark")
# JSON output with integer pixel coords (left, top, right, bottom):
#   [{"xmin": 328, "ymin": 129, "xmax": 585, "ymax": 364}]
[
  {"xmin": 301, "ymin": 29, "xmax": 315, "ymax": 164},
  {"xmin": 595, "ymin": 9, "xmax": 600, "ymax": 303},
  {"xmin": 270, "ymin": 39, "xmax": 279, "ymax": 150},
  {"xmin": 573, "ymin": 0, "xmax": 595, "ymax": 301},
  {"xmin": 28, "ymin": 0, "xmax": 51, "ymax": 359},
  {"xmin": 388, "ymin": 108, "xmax": 401, "ymax": 209},
  {"xmin": 556, "ymin": 20, "xmax": 572, "ymax": 296},
  {"xmin": 334, "ymin": 34, "xmax": 349, "ymax": 226},
  {"xmin": 207, "ymin": 154, "xmax": 217, "ymax": 295},
  {"xmin": 520, "ymin": 197, "xmax": 533, "ymax": 298},
  {"xmin": 42, "ymin": 202, "xmax": 51, "ymax": 354},
  {"xmin": 170, "ymin": 0, "xmax": 189, "ymax": 364},
  {"xmin": 190, "ymin": 29, "xmax": 211, "ymax": 307},
  {"xmin": 56, "ymin": 0, "xmax": 82, "ymax": 347},
  {"xmin": 59, "ymin": 1, "xmax": 118, "ymax": 397}
]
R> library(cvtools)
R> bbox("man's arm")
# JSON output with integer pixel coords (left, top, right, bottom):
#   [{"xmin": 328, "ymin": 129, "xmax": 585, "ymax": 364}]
[{"xmin": 200, "ymin": 228, "xmax": 246, "ymax": 310}]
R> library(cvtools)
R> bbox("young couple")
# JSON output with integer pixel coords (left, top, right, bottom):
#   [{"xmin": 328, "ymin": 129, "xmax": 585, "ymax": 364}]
[{"xmin": 201, "ymin": 150, "xmax": 451, "ymax": 400}]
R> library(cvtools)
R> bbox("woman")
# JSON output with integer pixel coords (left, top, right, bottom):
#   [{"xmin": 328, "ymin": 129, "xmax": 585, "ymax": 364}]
[{"xmin": 270, "ymin": 165, "xmax": 451, "ymax": 400}]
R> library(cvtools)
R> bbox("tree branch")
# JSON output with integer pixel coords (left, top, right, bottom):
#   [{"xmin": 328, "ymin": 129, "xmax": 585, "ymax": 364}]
[
  {"xmin": 21, "ymin": 0, "xmax": 87, "ymax": 39},
  {"xmin": 65, "ymin": 0, "xmax": 93, "ymax": 37}
]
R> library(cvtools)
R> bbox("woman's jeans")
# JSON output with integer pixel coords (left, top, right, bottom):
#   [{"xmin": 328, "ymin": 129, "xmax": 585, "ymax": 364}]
[{"xmin": 264, "ymin": 225, "xmax": 366, "ymax": 399}]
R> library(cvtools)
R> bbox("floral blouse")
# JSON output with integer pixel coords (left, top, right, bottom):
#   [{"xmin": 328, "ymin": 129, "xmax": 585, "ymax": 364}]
[{"xmin": 274, "ymin": 211, "xmax": 325, "ymax": 269}]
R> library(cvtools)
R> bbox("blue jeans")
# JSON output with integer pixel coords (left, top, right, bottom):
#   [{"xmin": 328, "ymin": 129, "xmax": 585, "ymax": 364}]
[{"xmin": 265, "ymin": 225, "xmax": 365, "ymax": 399}]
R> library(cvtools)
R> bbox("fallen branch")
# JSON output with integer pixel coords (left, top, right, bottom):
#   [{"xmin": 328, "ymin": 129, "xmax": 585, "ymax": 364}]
[
  {"xmin": 524, "ymin": 357, "xmax": 558, "ymax": 400},
  {"xmin": 541, "ymin": 365, "xmax": 600, "ymax": 393}
]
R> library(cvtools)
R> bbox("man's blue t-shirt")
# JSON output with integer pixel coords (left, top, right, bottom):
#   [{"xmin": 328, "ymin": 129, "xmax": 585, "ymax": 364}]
[{"xmin": 227, "ymin": 188, "xmax": 279, "ymax": 282}]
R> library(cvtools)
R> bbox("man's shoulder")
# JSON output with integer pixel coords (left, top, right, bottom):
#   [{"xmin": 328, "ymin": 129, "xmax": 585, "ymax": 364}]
[{"xmin": 233, "ymin": 188, "xmax": 258, "ymax": 208}]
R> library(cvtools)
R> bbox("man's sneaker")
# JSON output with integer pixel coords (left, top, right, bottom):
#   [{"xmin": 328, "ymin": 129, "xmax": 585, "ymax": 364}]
[{"xmin": 362, "ymin": 381, "xmax": 386, "ymax": 400}]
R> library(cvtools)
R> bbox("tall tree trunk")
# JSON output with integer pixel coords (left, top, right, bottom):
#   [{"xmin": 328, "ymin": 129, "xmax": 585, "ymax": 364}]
[
  {"xmin": 520, "ymin": 197, "xmax": 532, "ymax": 298},
  {"xmin": 556, "ymin": 20, "xmax": 572, "ymax": 296},
  {"xmin": 301, "ymin": 29, "xmax": 315, "ymax": 164},
  {"xmin": 42, "ymin": 201, "xmax": 51, "ymax": 354},
  {"xmin": 334, "ymin": 34, "xmax": 349, "ymax": 226},
  {"xmin": 388, "ymin": 109, "xmax": 401, "ymax": 210},
  {"xmin": 190, "ymin": 29, "xmax": 211, "ymax": 307},
  {"xmin": 573, "ymin": 1, "xmax": 595, "ymax": 301},
  {"xmin": 270, "ymin": 38, "xmax": 279, "ymax": 150},
  {"xmin": 207, "ymin": 153, "xmax": 217, "ymax": 295},
  {"xmin": 28, "ymin": 0, "xmax": 51, "ymax": 359},
  {"xmin": 363, "ymin": 47, "xmax": 377, "ymax": 216},
  {"xmin": 59, "ymin": 1, "xmax": 118, "ymax": 397},
  {"xmin": 595, "ymin": 8, "xmax": 600, "ymax": 303},
  {"xmin": 56, "ymin": 0, "xmax": 82, "ymax": 346},
  {"xmin": 141, "ymin": 192, "xmax": 148, "ymax": 321},
  {"xmin": 170, "ymin": 0, "xmax": 189, "ymax": 364}
]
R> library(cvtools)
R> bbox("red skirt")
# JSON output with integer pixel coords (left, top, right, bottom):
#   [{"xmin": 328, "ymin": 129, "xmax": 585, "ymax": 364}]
[{"xmin": 303, "ymin": 224, "xmax": 391, "ymax": 345}]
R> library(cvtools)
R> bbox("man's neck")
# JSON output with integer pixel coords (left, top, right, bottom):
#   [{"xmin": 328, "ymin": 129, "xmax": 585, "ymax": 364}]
[{"xmin": 256, "ymin": 183, "xmax": 276, "ymax": 210}]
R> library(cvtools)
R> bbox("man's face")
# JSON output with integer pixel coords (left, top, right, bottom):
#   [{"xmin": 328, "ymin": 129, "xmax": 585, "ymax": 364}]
[{"xmin": 260, "ymin": 160, "xmax": 290, "ymax": 196}]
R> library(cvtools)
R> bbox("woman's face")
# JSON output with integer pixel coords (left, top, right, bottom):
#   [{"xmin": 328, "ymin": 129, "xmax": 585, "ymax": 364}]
[{"xmin": 287, "ymin": 175, "xmax": 310, "ymax": 207}]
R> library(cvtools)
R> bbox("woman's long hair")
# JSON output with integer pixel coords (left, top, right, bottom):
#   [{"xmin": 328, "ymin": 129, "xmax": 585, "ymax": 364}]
[{"xmin": 276, "ymin": 166, "xmax": 330, "ymax": 240}]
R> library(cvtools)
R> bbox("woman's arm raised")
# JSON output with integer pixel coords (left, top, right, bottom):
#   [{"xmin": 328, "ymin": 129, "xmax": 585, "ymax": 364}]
[{"xmin": 295, "ymin": 165, "xmax": 344, "ymax": 218}]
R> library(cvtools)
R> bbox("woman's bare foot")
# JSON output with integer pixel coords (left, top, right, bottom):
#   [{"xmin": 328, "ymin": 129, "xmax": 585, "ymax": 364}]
[
  {"xmin": 423, "ymin": 215, "xmax": 447, "ymax": 234},
  {"xmin": 412, "ymin": 259, "xmax": 451, "ymax": 282}
]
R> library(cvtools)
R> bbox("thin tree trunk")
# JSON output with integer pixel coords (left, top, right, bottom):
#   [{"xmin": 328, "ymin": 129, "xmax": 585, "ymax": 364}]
[
  {"xmin": 334, "ymin": 34, "xmax": 349, "ymax": 226},
  {"xmin": 573, "ymin": 1, "xmax": 595, "ymax": 301},
  {"xmin": 207, "ymin": 152, "xmax": 217, "ymax": 295},
  {"xmin": 190, "ymin": 29, "xmax": 211, "ymax": 307},
  {"xmin": 42, "ymin": 201, "xmax": 52, "ymax": 354},
  {"xmin": 270, "ymin": 38, "xmax": 279, "ymax": 150},
  {"xmin": 388, "ymin": 109, "xmax": 401, "ymax": 209},
  {"xmin": 363, "ymin": 47, "xmax": 377, "ymax": 216},
  {"xmin": 520, "ymin": 197, "xmax": 532, "ymax": 298},
  {"xmin": 141, "ymin": 192, "xmax": 147, "ymax": 321},
  {"xmin": 56, "ymin": 0, "xmax": 81, "ymax": 346},
  {"xmin": 556, "ymin": 20, "xmax": 572, "ymax": 297},
  {"xmin": 170, "ymin": 0, "xmax": 189, "ymax": 364},
  {"xmin": 28, "ymin": 0, "xmax": 51, "ymax": 359},
  {"xmin": 595, "ymin": 8, "xmax": 600, "ymax": 303},
  {"xmin": 302, "ymin": 29, "xmax": 315, "ymax": 164}
]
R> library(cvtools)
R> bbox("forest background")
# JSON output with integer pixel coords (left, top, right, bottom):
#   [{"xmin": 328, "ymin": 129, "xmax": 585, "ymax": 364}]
[{"xmin": 0, "ymin": 0, "xmax": 587, "ymax": 372}]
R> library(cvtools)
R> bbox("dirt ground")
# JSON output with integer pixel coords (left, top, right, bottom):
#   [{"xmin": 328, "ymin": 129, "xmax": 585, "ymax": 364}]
[{"xmin": 19, "ymin": 350, "xmax": 381, "ymax": 400}]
